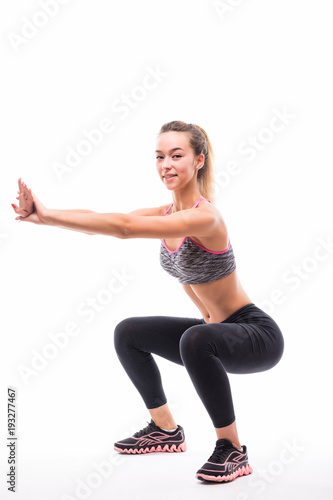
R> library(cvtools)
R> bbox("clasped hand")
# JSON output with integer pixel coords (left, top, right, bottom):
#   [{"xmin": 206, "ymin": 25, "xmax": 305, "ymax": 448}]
[{"xmin": 11, "ymin": 178, "xmax": 48, "ymax": 224}]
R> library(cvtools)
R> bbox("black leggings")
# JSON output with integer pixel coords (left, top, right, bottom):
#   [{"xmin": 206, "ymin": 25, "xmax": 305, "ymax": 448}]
[{"xmin": 114, "ymin": 303, "xmax": 284, "ymax": 428}]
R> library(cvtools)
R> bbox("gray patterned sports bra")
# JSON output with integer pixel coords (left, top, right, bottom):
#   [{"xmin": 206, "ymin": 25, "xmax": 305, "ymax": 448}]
[{"xmin": 159, "ymin": 197, "xmax": 236, "ymax": 285}]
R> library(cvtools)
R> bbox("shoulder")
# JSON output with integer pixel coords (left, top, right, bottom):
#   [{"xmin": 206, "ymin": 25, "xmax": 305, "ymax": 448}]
[
  {"xmin": 127, "ymin": 203, "xmax": 171, "ymax": 216},
  {"xmin": 189, "ymin": 199, "xmax": 228, "ymax": 243},
  {"xmin": 195, "ymin": 199, "xmax": 223, "ymax": 223}
]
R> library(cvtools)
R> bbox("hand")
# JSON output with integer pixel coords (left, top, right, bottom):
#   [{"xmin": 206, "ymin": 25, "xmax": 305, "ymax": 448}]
[
  {"xmin": 11, "ymin": 179, "xmax": 48, "ymax": 225},
  {"xmin": 12, "ymin": 178, "xmax": 34, "ymax": 217}
]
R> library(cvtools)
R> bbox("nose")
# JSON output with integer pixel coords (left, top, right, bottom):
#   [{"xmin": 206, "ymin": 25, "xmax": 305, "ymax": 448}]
[{"xmin": 161, "ymin": 155, "xmax": 172, "ymax": 169}]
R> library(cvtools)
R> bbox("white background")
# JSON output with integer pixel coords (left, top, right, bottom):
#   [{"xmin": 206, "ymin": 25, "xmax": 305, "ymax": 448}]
[{"xmin": 1, "ymin": 1, "xmax": 332, "ymax": 499}]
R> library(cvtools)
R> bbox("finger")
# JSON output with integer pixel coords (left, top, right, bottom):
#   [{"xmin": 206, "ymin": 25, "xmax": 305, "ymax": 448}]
[
  {"xmin": 23, "ymin": 184, "xmax": 30, "ymax": 197},
  {"xmin": 15, "ymin": 213, "xmax": 30, "ymax": 221},
  {"xmin": 11, "ymin": 205, "xmax": 26, "ymax": 216},
  {"xmin": 12, "ymin": 205, "xmax": 28, "ymax": 216},
  {"xmin": 21, "ymin": 179, "xmax": 28, "ymax": 192}
]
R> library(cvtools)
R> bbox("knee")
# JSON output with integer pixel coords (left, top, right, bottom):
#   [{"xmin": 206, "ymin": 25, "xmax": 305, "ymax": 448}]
[
  {"xmin": 113, "ymin": 317, "xmax": 136, "ymax": 354},
  {"xmin": 179, "ymin": 325, "xmax": 211, "ymax": 362}
]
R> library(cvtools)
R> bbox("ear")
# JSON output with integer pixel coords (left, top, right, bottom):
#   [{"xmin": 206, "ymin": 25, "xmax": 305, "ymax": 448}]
[{"xmin": 196, "ymin": 153, "xmax": 205, "ymax": 169}]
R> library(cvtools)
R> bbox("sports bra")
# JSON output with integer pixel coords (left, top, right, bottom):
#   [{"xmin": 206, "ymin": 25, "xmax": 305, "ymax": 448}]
[{"xmin": 159, "ymin": 197, "xmax": 236, "ymax": 285}]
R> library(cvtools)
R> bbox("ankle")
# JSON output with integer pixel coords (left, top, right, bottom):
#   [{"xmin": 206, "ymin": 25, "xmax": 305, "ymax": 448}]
[
  {"xmin": 216, "ymin": 435, "xmax": 241, "ymax": 449},
  {"xmin": 150, "ymin": 415, "xmax": 177, "ymax": 429},
  {"xmin": 154, "ymin": 420, "xmax": 177, "ymax": 430},
  {"xmin": 148, "ymin": 403, "xmax": 177, "ymax": 430}
]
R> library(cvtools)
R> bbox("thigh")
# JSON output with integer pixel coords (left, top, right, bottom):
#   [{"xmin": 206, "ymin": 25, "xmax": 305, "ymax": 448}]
[
  {"xmin": 199, "ymin": 304, "xmax": 284, "ymax": 374},
  {"xmin": 115, "ymin": 315, "xmax": 205, "ymax": 365},
  {"xmin": 204, "ymin": 322, "xmax": 282, "ymax": 373}
]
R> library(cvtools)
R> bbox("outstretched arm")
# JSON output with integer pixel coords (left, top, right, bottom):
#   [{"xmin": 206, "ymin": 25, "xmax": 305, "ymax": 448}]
[
  {"xmin": 43, "ymin": 205, "xmax": 218, "ymax": 239},
  {"xmin": 12, "ymin": 180, "xmax": 219, "ymax": 239},
  {"xmin": 12, "ymin": 180, "xmax": 98, "ymax": 235},
  {"xmin": 44, "ymin": 209, "xmax": 127, "ymax": 238}
]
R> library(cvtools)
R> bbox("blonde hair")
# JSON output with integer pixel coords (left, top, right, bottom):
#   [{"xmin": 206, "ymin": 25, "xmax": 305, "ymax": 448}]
[{"xmin": 158, "ymin": 120, "xmax": 215, "ymax": 203}]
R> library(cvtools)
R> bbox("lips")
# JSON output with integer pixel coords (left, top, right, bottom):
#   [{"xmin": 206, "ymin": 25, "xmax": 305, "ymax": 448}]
[{"xmin": 163, "ymin": 174, "xmax": 177, "ymax": 179}]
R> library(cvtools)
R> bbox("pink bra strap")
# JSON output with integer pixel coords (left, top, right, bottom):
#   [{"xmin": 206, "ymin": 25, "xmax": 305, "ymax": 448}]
[
  {"xmin": 163, "ymin": 203, "xmax": 173, "ymax": 216},
  {"xmin": 163, "ymin": 198, "xmax": 211, "ymax": 215},
  {"xmin": 193, "ymin": 197, "xmax": 211, "ymax": 208}
]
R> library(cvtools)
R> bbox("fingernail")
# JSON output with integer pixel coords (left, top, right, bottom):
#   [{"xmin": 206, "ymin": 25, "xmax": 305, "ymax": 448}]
[{"xmin": 11, "ymin": 204, "xmax": 15, "ymax": 208}]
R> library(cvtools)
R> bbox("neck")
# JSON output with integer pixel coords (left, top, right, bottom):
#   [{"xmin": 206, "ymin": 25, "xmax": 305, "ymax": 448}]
[{"xmin": 171, "ymin": 189, "xmax": 204, "ymax": 212}]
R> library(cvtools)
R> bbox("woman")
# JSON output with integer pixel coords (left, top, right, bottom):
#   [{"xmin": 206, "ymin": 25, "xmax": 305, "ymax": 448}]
[{"xmin": 12, "ymin": 120, "xmax": 284, "ymax": 483}]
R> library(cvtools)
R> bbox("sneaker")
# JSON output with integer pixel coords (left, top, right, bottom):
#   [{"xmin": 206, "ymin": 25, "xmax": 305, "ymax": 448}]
[
  {"xmin": 196, "ymin": 438, "xmax": 253, "ymax": 482},
  {"xmin": 114, "ymin": 419, "xmax": 186, "ymax": 454}
]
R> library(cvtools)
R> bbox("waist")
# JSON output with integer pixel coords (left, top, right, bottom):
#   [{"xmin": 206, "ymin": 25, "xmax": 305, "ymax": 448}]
[{"xmin": 201, "ymin": 302, "xmax": 280, "ymax": 327}]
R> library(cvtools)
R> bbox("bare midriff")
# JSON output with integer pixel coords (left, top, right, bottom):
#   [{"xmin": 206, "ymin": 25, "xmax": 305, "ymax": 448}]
[{"xmin": 182, "ymin": 269, "xmax": 253, "ymax": 323}]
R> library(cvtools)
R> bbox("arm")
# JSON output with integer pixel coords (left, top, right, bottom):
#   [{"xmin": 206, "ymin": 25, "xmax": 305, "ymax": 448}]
[
  {"xmin": 41, "ymin": 207, "xmax": 165, "ymax": 236},
  {"xmin": 12, "ymin": 181, "xmax": 97, "ymax": 235},
  {"xmin": 44, "ymin": 204, "xmax": 219, "ymax": 239},
  {"xmin": 13, "ymin": 180, "xmax": 218, "ymax": 240},
  {"xmin": 127, "ymin": 206, "xmax": 166, "ymax": 216},
  {"xmin": 45, "ymin": 209, "xmax": 127, "ymax": 238},
  {"xmin": 64, "ymin": 210, "xmax": 96, "ymax": 213},
  {"xmin": 61, "ymin": 210, "xmax": 97, "ymax": 235}
]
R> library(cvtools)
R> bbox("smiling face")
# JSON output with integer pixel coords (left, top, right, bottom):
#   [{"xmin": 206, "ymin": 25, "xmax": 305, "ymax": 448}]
[{"xmin": 155, "ymin": 131, "xmax": 204, "ymax": 191}]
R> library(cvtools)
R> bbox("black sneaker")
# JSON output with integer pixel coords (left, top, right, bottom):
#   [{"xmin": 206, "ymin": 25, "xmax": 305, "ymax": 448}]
[
  {"xmin": 196, "ymin": 438, "xmax": 253, "ymax": 482},
  {"xmin": 114, "ymin": 419, "xmax": 186, "ymax": 454}
]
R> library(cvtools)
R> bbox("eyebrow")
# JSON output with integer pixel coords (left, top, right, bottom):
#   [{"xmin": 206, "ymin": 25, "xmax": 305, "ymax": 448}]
[{"xmin": 155, "ymin": 147, "xmax": 184, "ymax": 153}]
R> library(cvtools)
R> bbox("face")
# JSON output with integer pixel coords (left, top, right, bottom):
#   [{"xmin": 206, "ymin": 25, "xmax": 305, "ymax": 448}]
[{"xmin": 155, "ymin": 131, "xmax": 204, "ymax": 190}]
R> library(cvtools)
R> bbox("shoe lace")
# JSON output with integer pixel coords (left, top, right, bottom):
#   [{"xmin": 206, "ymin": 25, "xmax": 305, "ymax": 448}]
[
  {"xmin": 208, "ymin": 441, "xmax": 234, "ymax": 463},
  {"xmin": 133, "ymin": 420, "xmax": 156, "ymax": 438}
]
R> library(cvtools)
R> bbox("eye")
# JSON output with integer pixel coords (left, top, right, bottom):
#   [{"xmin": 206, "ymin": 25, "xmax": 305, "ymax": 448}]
[{"xmin": 155, "ymin": 154, "xmax": 182, "ymax": 160}]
